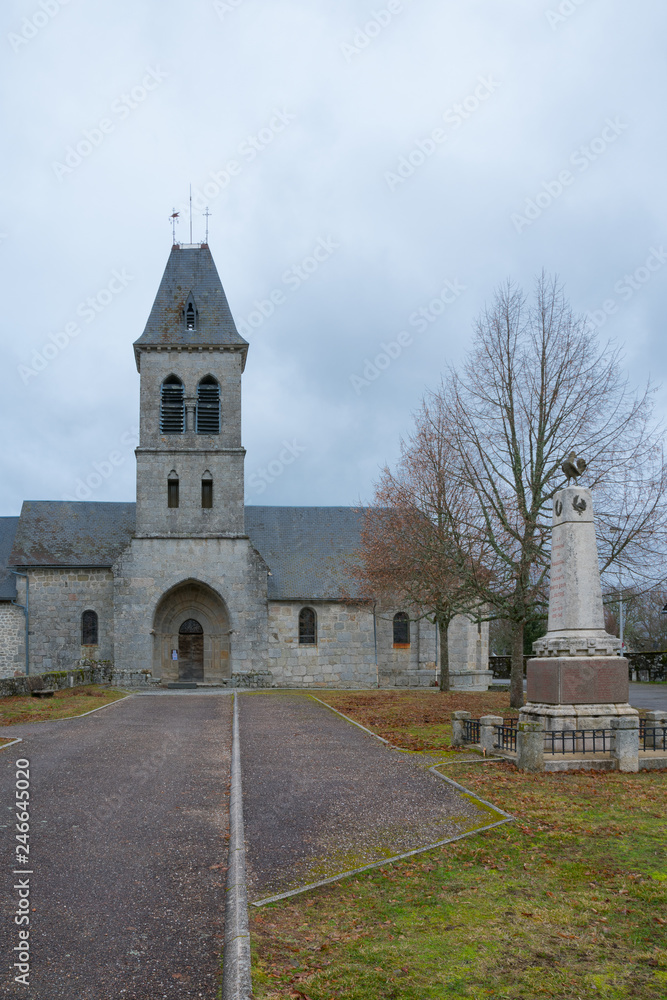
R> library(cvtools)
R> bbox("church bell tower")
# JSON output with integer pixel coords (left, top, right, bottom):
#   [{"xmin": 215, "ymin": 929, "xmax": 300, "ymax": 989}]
[{"xmin": 132, "ymin": 243, "xmax": 248, "ymax": 538}]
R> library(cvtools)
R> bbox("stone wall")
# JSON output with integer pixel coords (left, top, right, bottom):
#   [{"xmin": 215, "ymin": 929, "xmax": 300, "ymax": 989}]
[
  {"xmin": 0, "ymin": 602, "xmax": 23, "ymax": 678},
  {"xmin": 267, "ymin": 603, "xmax": 439, "ymax": 688},
  {"xmin": 135, "ymin": 349, "xmax": 245, "ymax": 537},
  {"xmin": 112, "ymin": 536, "xmax": 269, "ymax": 677},
  {"xmin": 14, "ymin": 569, "xmax": 115, "ymax": 675}
]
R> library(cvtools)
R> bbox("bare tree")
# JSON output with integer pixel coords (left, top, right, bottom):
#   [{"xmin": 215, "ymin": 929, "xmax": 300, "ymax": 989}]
[
  {"xmin": 350, "ymin": 396, "xmax": 482, "ymax": 692},
  {"xmin": 439, "ymin": 273, "xmax": 667, "ymax": 707}
]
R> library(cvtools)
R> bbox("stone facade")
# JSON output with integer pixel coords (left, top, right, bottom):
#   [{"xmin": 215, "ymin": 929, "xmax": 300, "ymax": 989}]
[
  {"xmin": 268, "ymin": 603, "xmax": 440, "ymax": 689},
  {"xmin": 0, "ymin": 603, "xmax": 23, "ymax": 677},
  {"xmin": 112, "ymin": 536, "xmax": 269, "ymax": 680},
  {"xmin": 447, "ymin": 614, "xmax": 493, "ymax": 691},
  {"xmin": 14, "ymin": 569, "xmax": 114, "ymax": 674},
  {"xmin": 135, "ymin": 349, "xmax": 246, "ymax": 538}
]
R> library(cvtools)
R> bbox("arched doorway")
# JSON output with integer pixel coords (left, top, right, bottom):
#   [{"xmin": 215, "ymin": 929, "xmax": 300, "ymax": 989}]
[{"xmin": 152, "ymin": 581, "xmax": 231, "ymax": 684}]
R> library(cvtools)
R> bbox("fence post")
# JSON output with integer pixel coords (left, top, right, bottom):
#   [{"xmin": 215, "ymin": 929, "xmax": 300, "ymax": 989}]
[
  {"xmin": 612, "ymin": 716, "xmax": 639, "ymax": 772},
  {"xmin": 517, "ymin": 720, "xmax": 544, "ymax": 772},
  {"xmin": 644, "ymin": 710, "xmax": 667, "ymax": 728},
  {"xmin": 451, "ymin": 710, "xmax": 471, "ymax": 747},
  {"xmin": 479, "ymin": 715, "xmax": 503, "ymax": 754}
]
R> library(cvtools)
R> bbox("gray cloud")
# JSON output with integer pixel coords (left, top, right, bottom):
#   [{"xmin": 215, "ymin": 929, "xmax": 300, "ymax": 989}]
[{"xmin": 2, "ymin": 0, "xmax": 666, "ymax": 513}]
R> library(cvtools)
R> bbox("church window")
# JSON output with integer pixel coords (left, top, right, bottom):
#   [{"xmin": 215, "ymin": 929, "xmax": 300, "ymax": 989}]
[
  {"xmin": 202, "ymin": 474, "xmax": 213, "ymax": 509},
  {"xmin": 299, "ymin": 607, "xmax": 317, "ymax": 645},
  {"xmin": 160, "ymin": 376, "xmax": 185, "ymax": 434},
  {"xmin": 393, "ymin": 612, "xmax": 410, "ymax": 646},
  {"xmin": 196, "ymin": 376, "xmax": 221, "ymax": 434},
  {"xmin": 81, "ymin": 610, "xmax": 98, "ymax": 645},
  {"xmin": 168, "ymin": 471, "xmax": 180, "ymax": 508}
]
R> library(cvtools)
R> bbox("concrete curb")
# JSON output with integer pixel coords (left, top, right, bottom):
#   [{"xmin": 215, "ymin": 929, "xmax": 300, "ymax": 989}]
[{"xmin": 222, "ymin": 692, "xmax": 253, "ymax": 1000}]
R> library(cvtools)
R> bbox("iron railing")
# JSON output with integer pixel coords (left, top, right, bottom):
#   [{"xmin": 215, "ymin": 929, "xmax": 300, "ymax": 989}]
[
  {"xmin": 544, "ymin": 729, "xmax": 613, "ymax": 755},
  {"xmin": 494, "ymin": 725, "xmax": 517, "ymax": 752},
  {"xmin": 640, "ymin": 726, "xmax": 667, "ymax": 752},
  {"xmin": 462, "ymin": 719, "xmax": 480, "ymax": 744}
]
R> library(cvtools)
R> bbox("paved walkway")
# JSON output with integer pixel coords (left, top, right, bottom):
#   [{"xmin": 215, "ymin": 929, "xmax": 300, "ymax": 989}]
[
  {"xmin": 239, "ymin": 692, "xmax": 497, "ymax": 902},
  {"xmin": 0, "ymin": 694, "xmax": 233, "ymax": 999}
]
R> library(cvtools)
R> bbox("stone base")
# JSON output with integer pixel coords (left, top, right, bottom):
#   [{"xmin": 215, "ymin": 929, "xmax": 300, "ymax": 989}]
[
  {"xmin": 519, "ymin": 701, "xmax": 638, "ymax": 731},
  {"xmin": 527, "ymin": 656, "xmax": 628, "ymax": 705},
  {"xmin": 449, "ymin": 669, "xmax": 494, "ymax": 693}
]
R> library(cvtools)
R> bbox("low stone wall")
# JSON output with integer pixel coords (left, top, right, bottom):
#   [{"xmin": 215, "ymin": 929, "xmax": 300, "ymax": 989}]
[{"xmin": 0, "ymin": 663, "xmax": 113, "ymax": 699}]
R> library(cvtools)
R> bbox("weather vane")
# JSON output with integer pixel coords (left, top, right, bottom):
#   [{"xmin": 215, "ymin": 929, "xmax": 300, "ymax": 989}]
[{"xmin": 169, "ymin": 208, "xmax": 180, "ymax": 244}]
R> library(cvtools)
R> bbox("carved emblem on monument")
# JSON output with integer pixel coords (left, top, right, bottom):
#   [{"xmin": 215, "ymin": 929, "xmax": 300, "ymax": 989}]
[{"xmin": 572, "ymin": 495, "xmax": 587, "ymax": 515}]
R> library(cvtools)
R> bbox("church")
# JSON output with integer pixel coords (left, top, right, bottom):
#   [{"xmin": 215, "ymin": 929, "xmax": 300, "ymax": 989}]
[{"xmin": 0, "ymin": 242, "xmax": 490, "ymax": 689}]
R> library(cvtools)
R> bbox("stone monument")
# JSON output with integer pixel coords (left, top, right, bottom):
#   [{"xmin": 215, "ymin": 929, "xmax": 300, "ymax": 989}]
[{"xmin": 521, "ymin": 485, "xmax": 637, "ymax": 731}]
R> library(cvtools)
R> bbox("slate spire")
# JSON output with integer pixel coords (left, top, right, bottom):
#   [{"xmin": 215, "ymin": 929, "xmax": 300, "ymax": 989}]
[{"xmin": 133, "ymin": 244, "xmax": 248, "ymax": 370}]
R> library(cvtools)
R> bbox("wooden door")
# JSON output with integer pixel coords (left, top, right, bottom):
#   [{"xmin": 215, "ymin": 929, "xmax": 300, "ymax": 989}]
[{"xmin": 178, "ymin": 619, "xmax": 204, "ymax": 681}]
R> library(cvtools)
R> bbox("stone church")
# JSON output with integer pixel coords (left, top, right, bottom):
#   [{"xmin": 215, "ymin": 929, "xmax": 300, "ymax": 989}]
[{"xmin": 0, "ymin": 243, "xmax": 490, "ymax": 689}]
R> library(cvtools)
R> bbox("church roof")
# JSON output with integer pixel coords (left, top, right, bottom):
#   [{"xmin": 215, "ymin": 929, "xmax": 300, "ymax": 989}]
[
  {"xmin": 0, "ymin": 517, "xmax": 20, "ymax": 601},
  {"xmin": 6, "ymin": 502, "xmax": 366, "ymax": 601},
  {"xmin": 9, "ymin": 502, "xmax": 136, "ymax": 570},
  {"xmin": 133, "ymin": 244, "xmax": 248, "ymax": 368},
  {"xmin": 245, "ymin": 506, "xmax": 365, "ymax": 601}
]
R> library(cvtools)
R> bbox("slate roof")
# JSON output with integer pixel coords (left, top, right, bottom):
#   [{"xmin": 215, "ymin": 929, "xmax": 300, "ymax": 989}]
[
  {"xmin": 9, "ymin": 502, "xmax": 136, "ymax": 569},
  {"xmin": 5, "ymin": 502, "xmax": 366, "ymax": 601},
  {"xmin": 245, "ymin": 506, "xmax": 365, "ymax": 601},
  {"xmin": 0, "ymin": 518, "xmax": 19, "ymax": 601},
  {"xmin": 133, "ymin": 244, "xmax": 248, "ymax": 368}
]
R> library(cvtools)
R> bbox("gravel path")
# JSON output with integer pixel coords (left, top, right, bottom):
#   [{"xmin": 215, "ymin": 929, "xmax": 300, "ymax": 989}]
[
  {"xmin": 239, "ymin": 692, "xmax": 492, "ymax": 902},
  {"xmin": 0, "ymin": 693, "xmax": 233, "ymax": 999}
]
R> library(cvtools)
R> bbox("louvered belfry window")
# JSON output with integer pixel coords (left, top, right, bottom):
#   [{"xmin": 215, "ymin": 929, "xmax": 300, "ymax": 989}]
[
  {"xmin": 196, "ymin": 376, "xmax": 221, "ymax": 434},
  {"xmin": 160, "ymin": 376, "xmax": 185, "ymax": 434},
  {"xmin": 81, "ymin": 610, "xmax": 99, "ymax": 645},
  {"xmin": 186, "ymin": 302, "xmax": 196, "ymax": 331}
]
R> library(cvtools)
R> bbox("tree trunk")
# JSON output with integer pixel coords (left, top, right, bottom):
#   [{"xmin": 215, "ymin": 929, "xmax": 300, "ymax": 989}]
[
  {"xmin": 510, "ymin": 620, "xmax": 524, "ymax": 708},
  {"xmin": 438, "ymin": 618, "xmax": 450, "ymax": 692}
]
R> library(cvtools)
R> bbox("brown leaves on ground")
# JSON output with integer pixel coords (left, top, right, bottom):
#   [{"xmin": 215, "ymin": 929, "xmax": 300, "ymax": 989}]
[{"xmin": 322, "ymin": 689, "xmax": 515, "ymax": 748}]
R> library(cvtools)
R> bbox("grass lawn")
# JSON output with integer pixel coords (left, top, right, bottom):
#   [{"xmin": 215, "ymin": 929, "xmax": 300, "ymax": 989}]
[
  {"xmin": 250, "ymin": 690, "xmax": 667, "ymax": 999},
  {"xmin": 0, "ymin": 685, "xmax": 128, "ymax": 726}
]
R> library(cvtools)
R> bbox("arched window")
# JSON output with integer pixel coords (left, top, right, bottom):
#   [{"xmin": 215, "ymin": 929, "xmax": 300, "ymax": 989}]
[
  {"xmin": 299, "ymin": 607, "xmax": 317, "ymax": 645},
  {"xmin": 160, "ymin": 375, "xmax": 185, "ymax": 434},
  {"xmin": 81, "ymin": 610, "xmax": 99, "ymax": 645},
  {"xmin": 168, "ymin": 470, "xmax": 180, "ymax": 509},
  {"xmin": 196, "ymin": 376, "xmax": 221, "ymax": 434},
  {"xmin": 184, "ymin": 293, "xmax": 198, "ymax": 332},
  {"xmin": 201, "ymin": 471, "xmax": 213, "ymax": 509},
  {"xmin": 179, "ymin": 618, "xmax": 203, "ymax": 635},
  {"xmin": 393, "ymin": 612, "xmax": 410, "ymax": 646}
]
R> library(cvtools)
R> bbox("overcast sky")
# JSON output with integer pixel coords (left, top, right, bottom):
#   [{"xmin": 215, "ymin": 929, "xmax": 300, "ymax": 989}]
[{"xmin": 1, "ymin": 0, "xmax": 666, "ymax": 515}]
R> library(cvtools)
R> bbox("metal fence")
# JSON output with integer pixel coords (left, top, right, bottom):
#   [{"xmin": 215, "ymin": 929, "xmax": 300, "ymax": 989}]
[
  {"xmin": 462, "ymin": 719, "xmax": 480, "ymax": 744},
  {"xmin": 641, "ymin": 726, "xmax": 667, "ymax": 751},
  {"xmin": 544, "ymin": 729, "xmax": 613, "ymax": 755},
  {"xmin": 494, "ymin": 725, "xmax": 517, "ymax": 752}
]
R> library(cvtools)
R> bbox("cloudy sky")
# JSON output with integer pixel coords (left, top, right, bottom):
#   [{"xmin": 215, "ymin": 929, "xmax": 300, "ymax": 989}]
[{"xmin": 1, "ymin": 0, "xmax": 666, "ymax": 515}]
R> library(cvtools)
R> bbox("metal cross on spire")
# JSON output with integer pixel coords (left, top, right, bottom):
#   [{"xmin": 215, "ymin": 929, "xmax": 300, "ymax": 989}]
[{"xmin": 203, "ymin": 207, "xmax": 212, "ymax": 244}]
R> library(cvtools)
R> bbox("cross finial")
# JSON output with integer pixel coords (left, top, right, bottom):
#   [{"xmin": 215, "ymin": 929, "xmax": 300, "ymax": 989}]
[{"xmin": 203, "ymin": 207, "xmax": 212, "ymax": 244}]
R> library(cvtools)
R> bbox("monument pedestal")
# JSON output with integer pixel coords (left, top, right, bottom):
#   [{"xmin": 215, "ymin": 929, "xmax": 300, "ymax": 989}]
[{"xmin": 520, "ymin": 486, "xmax": 638, "ymax": 746}]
